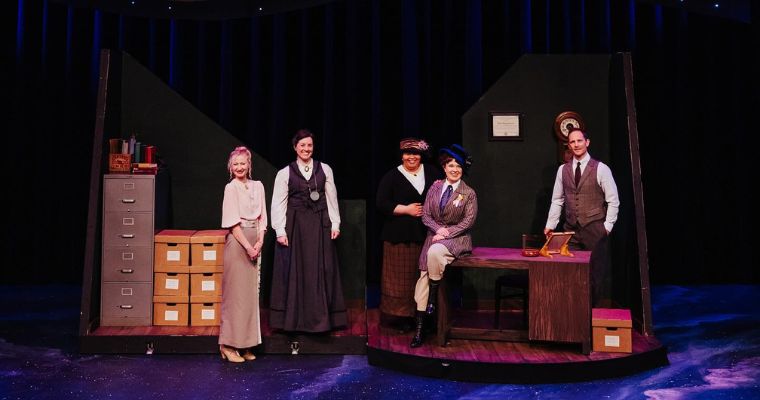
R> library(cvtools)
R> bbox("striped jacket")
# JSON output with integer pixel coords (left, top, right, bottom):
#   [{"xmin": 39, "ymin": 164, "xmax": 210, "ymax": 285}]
[{"xmin": 418, "ymin": 179, "xmax": 478, "ymax": 271}]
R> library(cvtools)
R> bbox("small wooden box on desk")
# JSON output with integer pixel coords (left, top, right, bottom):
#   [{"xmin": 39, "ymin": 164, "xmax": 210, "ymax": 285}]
[
  {"xmin": 592, "ymin": 308, "xmax": 632, "ymax": 353},
  {"xmin": 189, "ymin": 230, "xmax": 226, "ymax": 326}
]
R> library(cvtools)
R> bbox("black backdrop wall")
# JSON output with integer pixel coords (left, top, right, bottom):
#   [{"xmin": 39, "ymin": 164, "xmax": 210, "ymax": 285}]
[{"xmin": 4, "ymin": 0, "xmax": 755, "ymax": 284}]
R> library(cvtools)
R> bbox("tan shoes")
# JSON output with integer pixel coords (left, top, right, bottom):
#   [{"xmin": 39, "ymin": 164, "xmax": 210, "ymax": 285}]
[
  {"xmin": 241, "ymin": 350, "xmax": 256, "ymax": 361},
  {"xmin": 219, "ymin": 345, "xmax": 244, "ymax": 363}
]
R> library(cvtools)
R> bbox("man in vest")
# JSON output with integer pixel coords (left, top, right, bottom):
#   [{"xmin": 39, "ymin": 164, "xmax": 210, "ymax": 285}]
[{"xmin": 544, "ymin": 128, "xmax": 619, "ymax": 306}]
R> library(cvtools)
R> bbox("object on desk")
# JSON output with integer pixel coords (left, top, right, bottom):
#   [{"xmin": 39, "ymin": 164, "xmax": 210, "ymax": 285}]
[
  {"xmin": 592, "ymin": 308, "xmax": 632, "ymax": 353},
  {"xmin": 539, "ymin": 231, "xmax": 574, "ymax": 258},
  {"xmin": 521, "ymin": 234, "xmax": 544, "ymax": 257}
]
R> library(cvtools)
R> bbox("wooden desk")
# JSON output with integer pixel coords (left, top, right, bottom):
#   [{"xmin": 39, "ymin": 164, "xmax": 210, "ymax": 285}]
[{"xmin": 439, "ymin": 247, "xmax": 591, "ymax": 354}]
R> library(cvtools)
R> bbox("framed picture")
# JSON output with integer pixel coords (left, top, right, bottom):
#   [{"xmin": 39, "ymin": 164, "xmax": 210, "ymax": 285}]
[
  {"xmin": 539, "ymin": 231, "xmax": 575, "ymax": 258},
  {"xmin": 489, "ymin": 112, "xmax": 522, "ymax": 141}
]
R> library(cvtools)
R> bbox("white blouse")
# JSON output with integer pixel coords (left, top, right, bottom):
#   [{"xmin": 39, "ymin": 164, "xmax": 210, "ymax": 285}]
[
  {"xmin": 270, "ymin": 161, "xmax": 340, "ymax": 237},
  {"xmin": 221, "ymin": 179, "xmax": 268, "ymax": 231}
]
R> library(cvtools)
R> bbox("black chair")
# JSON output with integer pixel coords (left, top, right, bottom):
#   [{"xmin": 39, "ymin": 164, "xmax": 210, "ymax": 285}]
[{"xmin": 493, "ymin": 272, "xmax": 529, "ymax": 329}]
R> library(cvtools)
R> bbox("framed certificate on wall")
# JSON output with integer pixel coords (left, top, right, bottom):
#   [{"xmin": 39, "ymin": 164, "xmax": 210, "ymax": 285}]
[{"xmin": 489, "ymin": 112, "xmax": 522, "ymax": 141}]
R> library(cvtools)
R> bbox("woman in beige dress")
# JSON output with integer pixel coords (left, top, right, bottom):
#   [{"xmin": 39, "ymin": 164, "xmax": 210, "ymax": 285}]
[{"xmin": 219, "ymin": 146, "xmax": 267, "ymax": 362}]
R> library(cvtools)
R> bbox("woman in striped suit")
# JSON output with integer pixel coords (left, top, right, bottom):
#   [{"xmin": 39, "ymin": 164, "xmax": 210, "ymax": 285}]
[{"xmin": 411, "ymin": 144, "xmax": 478, "ymax": 348}]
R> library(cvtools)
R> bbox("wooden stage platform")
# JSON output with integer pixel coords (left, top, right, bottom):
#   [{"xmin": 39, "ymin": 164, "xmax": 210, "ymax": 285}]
[
  {"xmin": 367, "ymin": 309, "xmax": 668, "ymax": 383},
  {"xmin": 80, "ymin": 301, "xmax": 367, "ymax": 355}
]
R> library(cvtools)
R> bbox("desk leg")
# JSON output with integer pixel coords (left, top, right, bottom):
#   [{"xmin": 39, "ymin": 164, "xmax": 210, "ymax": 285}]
[
  {"xmin": 437, "ymin": 278, "xmax": 449, "ymax": 346},
  {"xmin": 582, "ymin": 338, "xmax": 591, "ymax": 355}
]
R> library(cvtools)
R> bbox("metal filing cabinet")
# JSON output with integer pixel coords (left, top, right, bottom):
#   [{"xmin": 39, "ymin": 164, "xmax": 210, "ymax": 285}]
[{"xmin": 100, "ymin": 175, "xmax": 155, "ymax": 326}]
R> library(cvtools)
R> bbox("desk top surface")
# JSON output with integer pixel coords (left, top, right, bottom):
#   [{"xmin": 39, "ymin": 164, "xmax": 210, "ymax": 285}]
[{"xmin": 452, "ymin": 247, "xmax": 591, "ymax": 268}]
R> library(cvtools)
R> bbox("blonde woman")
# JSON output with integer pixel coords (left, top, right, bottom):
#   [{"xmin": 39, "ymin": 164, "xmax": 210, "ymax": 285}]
[{"xmin": 219, "ymin": 146, "xmax": 267, "ymax": 362}]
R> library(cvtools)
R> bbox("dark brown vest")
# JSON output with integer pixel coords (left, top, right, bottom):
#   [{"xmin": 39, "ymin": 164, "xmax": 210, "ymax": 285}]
[{"xmin": 562, "ymin": 158, "xmax": 606, "ymax": 227}]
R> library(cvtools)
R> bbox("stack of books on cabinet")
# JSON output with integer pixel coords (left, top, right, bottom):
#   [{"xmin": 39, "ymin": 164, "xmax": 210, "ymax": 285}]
[{"xmin": 153, "ymin": 229, "xmax": 226, "ymax": 326}]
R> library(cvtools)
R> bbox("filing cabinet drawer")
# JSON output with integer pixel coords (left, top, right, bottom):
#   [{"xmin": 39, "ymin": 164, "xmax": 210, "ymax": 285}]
[
  {"xmin": 103, "ymin": 176, "xmax": 154, "ymax": 212},
  {"xmin": 100, "ymin": 282, "xmax": 152, "ymax": 326},
  {"xmin": 102, "ymin": 246, "xmax": 152, "ymax": 282},
  {"xmin": 103, "ymin": 212, "xmax": 153, "ymax": 247}
]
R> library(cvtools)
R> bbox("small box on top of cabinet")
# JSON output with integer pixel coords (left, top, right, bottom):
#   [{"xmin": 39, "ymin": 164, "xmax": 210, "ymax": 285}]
[
  {"xmin": 154, "ymin": 230, "xmax": 195, "ymax": 267},
  {"xmin": 190, "ymin": 230, "xmax": 227, "ymax": 267},
  {"xmin": 592, "ymin": 308, "xmax": 632, "ymax": 353}
]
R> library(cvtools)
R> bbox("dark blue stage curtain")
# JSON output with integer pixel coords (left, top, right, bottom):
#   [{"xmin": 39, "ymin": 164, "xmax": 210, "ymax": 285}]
[{"xmin": 6, "ymin": 0, "xmax": 753, "ymax": 284}]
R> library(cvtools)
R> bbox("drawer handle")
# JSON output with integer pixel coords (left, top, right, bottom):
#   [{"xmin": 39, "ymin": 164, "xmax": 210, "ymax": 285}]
[
  {"xmin": 121, "ymin": 199, "xmax": 136, "ymax": 204},
  {"xmin": 120, "ymin": 305, "xmax": 133, "ymax": 309},
  {"xmin": 120, "ymin": 269, "xmax": 134, "ymax": 274},
  {"xmin": 121, "ymin": 234, "xmax": 135, "ymax": 239}
]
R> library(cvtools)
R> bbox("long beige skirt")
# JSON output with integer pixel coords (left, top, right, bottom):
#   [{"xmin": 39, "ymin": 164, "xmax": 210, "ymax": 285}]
[{"xmin": 218, "ymin": 226, "xmax": 261, "ymax": 348}]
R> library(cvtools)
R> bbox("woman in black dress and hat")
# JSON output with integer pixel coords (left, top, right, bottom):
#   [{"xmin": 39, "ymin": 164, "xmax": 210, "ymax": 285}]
[{"xmin": 376, "ymin": 138, "xmax": 442, "ymax": 328}]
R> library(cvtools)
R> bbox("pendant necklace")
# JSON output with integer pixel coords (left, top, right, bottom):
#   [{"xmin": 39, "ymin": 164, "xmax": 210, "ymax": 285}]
[{"xmin": 306, "ymin": 168, "xmax": 320, "ymax": 202}]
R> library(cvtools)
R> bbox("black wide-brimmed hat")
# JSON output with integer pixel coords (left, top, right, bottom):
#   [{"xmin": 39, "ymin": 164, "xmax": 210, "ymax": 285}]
[{"xmin": 439, "ymin": 144, "xmax": 473, "ymax": 174}]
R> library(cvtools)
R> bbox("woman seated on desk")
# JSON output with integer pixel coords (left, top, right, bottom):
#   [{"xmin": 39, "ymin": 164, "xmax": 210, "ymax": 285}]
[{"xmin": 410, "ymin": 144, "xmax": 478, "ymax": 348}]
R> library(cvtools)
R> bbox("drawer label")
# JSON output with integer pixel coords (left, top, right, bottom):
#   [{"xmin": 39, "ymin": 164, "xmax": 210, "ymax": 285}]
[
  {"xmin": 121, "ymin": 252, "xmax": 134, "ymax": 261},
  {"xmin": 121, "ymin": 288, "xmax": 133, "ymax": 296},
  {"xmin": 203, "ymin": 250, "xmax": 217, "ymax": 261},
  {"xmin": 201, "ymin": 309, "xmax": 215, "ymax": 320},
  {"xmin": 165, "ymin": 310, "xmax": 179, "ymax": 321},
  {"xmin": 165, "ymin": 279, "xmax": 179, "ymax": 290},
  {"xmin": 202, "ymin": 280, "xmax": 215, "ymax": 291},
  {"xmin": 167, "ymin": 250, "xmax": 181, "ymax": 261},
  {"xmin": 604, "ymin": 335, "xmax": 620, "ymax": 347}
]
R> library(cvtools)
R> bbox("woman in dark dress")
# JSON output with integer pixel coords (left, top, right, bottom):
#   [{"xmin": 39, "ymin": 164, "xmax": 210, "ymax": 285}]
[
  {"xmin": 376, "ymin": 138, "xmax": 441, "ymax": 326},
  {"xmin": 269, "ymin": 129, "xmax": 346, "ymax": 332}
]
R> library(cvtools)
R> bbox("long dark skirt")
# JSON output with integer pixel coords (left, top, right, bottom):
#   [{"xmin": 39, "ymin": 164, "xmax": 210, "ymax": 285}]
[
  {"xmin": 380, "ymin": 241, "xmax": 421, "ymax": 318},
  {"xmin": 269, "ymin": 207, "xmax": 347, "ymax": 332}
]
